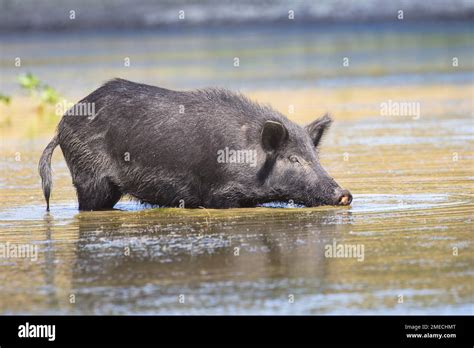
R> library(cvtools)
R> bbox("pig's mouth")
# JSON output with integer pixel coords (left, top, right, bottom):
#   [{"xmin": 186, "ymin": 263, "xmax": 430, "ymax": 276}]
[{"xmin": 241, "ymin": 189, "xmax": 352, "ymax": 208}]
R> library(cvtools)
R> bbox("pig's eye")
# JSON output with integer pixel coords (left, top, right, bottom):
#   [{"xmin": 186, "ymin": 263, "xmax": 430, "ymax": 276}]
[{"xmin": 289, "ymin": 155, "xmax": 300, "ymax": 164}]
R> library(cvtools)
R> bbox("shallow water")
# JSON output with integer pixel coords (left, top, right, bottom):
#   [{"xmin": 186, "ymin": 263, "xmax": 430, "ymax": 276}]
[
  {"xmin": 0, "ymin": 111, "xmax": 472, "ymax": 314},
  {"xmin": 0, "ymin": 22, "xmax": 473, "ymax": 314}
]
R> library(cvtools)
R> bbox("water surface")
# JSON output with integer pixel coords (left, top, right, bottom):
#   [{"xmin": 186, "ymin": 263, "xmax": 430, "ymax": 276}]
[
  {"xmin": 0, "ymin": 113, "xmax": 472, "ymax": 315},
  {"xmin": 0, "ymin": 23, "xmax": 472, "ymax": 315}
]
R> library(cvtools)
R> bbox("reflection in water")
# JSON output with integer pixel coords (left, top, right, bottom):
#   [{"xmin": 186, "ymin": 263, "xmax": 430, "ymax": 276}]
[
  {"xmin": 0, "ymin": 109, "xmax": 473, "ymax": 314},
  {"xmin": 42, "ymin": 214, "xmax": 59, "ymax": 309},
  {"xmin": 0, "ymin": 109, "xmax": 472, "ymax": 314},
  {"xmin": 0, "ymin": 192, "xmax": 472, "ymax": 314},
  {"xmin": 0, "ymin": 22, "xmax": 472, "ymax": 315},
  {"xmin": 68, "ymin": 209, "xmax": 350, "ymax": 314},
  {"xmin": 0, "ymin": 206, "xmax": 354, "ymax": 314}
]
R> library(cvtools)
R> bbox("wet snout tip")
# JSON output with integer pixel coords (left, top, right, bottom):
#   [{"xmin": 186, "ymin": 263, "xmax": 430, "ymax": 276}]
[{"xmin": 338, "ymin": 190, "xmax": 353, "ymax": 206}]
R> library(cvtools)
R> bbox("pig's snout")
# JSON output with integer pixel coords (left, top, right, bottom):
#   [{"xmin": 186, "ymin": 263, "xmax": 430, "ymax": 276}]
[{"xmin": 335, "ymin": 189, "xmax": 352, "ymax": 206}]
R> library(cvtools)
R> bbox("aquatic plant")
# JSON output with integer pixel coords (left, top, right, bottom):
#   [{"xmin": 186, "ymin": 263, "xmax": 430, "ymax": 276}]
[
  {"xmin": 18, "ymin": 73, "xmax": 40, "ymax": 94},
  {"xmin": 40, "ymin": 85, "xmax": 60, "ymax": 105},
  {"xmin": 17, "ymin": 73, "xmax": 61, "ymax": 120},
  {"xmin": 18, "ymin": 73, "xmax": 60, "ymax": 105}
]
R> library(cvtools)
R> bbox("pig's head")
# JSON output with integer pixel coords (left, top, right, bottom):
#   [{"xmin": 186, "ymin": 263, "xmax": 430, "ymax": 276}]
[{"xmin": 257, "ymin": 114, "xmax": 352, "ymax": 207}]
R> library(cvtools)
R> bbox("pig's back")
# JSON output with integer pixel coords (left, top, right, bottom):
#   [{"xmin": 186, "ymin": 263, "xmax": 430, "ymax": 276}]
[{"xmin": 58, "ymin": 79, "xmax": 292, "ymax": 173}]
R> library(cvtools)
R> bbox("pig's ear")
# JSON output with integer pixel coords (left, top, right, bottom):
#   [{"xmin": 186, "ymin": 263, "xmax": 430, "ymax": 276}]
[
  {"xmin": 261, "ymin": 121, "xmax": 288, "ymax": 152},
  {"xmin": 305, "ymin": 114, "xmax": 332, "ymax": 147}
]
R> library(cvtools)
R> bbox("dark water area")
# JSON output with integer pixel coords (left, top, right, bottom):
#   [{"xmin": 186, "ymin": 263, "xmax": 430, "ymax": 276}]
[{"xmin": 1, "ymin": 0, "xmax": 473, "ymax": 32}]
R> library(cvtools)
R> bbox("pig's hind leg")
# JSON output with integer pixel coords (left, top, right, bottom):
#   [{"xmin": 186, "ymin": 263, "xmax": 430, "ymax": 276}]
[{"xmin": 74, "ymin": 175, "xmax": 122, "ymax": 211}]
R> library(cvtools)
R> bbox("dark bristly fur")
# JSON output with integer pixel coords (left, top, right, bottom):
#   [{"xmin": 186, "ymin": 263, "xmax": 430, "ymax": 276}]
[
  {"xmin": 39, "ymin": 78, "xmax": 351, "ymax": 210},
  {"xmin": 38, "ymin": 134, "xmax": 58, "ymax": 211}
]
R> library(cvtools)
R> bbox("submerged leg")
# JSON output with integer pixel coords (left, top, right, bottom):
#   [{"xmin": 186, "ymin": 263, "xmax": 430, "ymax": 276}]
[{"xmin": 75, "ymin": 177, "xmax": 122, "ymax": 211}]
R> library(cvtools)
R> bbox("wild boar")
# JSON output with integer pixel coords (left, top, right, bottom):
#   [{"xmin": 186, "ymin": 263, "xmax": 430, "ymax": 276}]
[{"xmin": 39, "ymin": 79, "xmax": 352, "ymax": 210}]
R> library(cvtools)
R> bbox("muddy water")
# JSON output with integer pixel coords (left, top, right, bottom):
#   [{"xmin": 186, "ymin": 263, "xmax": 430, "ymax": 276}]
[{"xmin": 0, "ymin": 111, "xmax": 472, "ymax": 314}]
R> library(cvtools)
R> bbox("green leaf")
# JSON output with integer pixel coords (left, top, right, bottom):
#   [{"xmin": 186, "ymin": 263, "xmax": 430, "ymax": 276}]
[
  {"xmin": 40, "ymin": 86, "xmax": 60, "ymax": 105},
  {"xmin": 18, "ymin": 73, "xmax": 40, "ymax": 91}
]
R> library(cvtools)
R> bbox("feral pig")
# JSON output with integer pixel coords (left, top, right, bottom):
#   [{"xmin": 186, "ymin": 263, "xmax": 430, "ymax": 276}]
[{"xmin": 39, "ymin": 79, "xmax": 352, "ymax": 210}]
